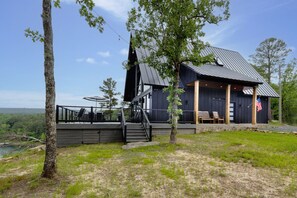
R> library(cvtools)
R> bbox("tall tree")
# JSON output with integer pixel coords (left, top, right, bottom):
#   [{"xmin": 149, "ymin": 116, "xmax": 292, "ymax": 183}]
[
  {"xmin": 25, "ymin": 0, "xmax": 104, "ymax": 178},
  {"xmin": 99, "ymin": 78, "xmax": 120, "ymax": 120},
  {"xmin": 282, "ymin": 59, "xmax": 297, "ymax": 124},
  {"xmin": 250, "ymin": 38, "xmax": 291, "ymax": 123},
  {"xmin": 250, "ymin": 38, "xmax": 291, "ymax": 84},
  {"xmin": 127, "ymin": 0, "xmax": 229, "ymax": 144}
]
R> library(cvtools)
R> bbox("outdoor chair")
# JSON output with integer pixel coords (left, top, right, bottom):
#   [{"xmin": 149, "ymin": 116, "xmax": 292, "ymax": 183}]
[
  {"xmin": 198, "ymin": 111, "xmax": 215, "ymax": 123},
  {"xmin": 77, "ymin": 108, "xmax": 86, "ymax": 121},
  {"xmin": 212, "ymin": 111, "xmax": 224, "ymax": 123}
]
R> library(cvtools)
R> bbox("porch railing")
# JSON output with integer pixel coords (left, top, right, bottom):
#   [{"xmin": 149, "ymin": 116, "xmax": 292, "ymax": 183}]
[
  {"xmin": 136, "ymin": 105, "xmax": 152, "ymax": 141},
  {"xmin": 56, "ymin": 105, "xmax": 122, "ymax": 123},
  {"xmin": 141, "ymin": 108, "xmax": 195, "ymax": 124}
]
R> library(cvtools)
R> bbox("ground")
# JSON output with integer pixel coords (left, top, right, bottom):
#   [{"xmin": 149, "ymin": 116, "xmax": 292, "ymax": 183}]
[{"xmin": 1, "ymin": 131, "xmax": 297, "ymax": 197}]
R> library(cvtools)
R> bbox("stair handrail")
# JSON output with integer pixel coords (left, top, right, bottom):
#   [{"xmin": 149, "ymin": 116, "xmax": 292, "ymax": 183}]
[
  {"xmin": 137, "ymin": 105, "xmax": 152, "ymax": 141},
  {"xmin": 121, "ymin": 108, "xmax": 127, "ymax": 143}
]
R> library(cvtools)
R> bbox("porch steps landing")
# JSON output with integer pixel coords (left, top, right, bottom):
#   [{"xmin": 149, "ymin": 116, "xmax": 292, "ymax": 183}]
[{"xmin": 126, "ymin": 123, "xmax": 149, "ymax": 143}]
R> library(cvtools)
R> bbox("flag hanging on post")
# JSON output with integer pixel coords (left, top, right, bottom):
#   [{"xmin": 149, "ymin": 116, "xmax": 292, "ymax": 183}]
[{"xmin": 256, "ymin": 98, "xmax": 262, "ymax": 112}]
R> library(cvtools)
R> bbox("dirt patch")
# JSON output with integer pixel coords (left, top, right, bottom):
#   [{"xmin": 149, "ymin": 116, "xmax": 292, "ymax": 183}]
[{"xmin": 170, "ymin": 150, "xmax": 294, "ymax": 197}]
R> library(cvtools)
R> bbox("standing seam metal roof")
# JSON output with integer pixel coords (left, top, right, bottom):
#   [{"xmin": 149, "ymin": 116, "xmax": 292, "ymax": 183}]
[{"xmin": 134, "ymin": 45, "xmax": 279, "ymax": 97}]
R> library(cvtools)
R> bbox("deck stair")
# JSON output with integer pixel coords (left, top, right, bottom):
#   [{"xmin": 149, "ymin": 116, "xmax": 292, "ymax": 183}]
[{"xmin": 126, "ymin": 123, "xmax": 149, "ymax": 143}]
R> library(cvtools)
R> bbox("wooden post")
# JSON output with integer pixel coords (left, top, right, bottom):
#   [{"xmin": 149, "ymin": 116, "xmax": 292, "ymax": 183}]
[
  {"xmin": 225, "ymin": 84, "xmax": 231, "ymax": 124},
  {"xmin": 194, "ymin": 80, "xmax": 199, "ymax": 125},
  {"xmin": 252, "ymin": 86, "xmax": 257, "ymax": 125}
]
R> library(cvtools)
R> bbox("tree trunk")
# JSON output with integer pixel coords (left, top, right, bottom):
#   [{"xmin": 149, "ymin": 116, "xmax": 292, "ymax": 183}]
[
  {"xmin": 278, "ymin": 65, "xmax": 282, "ymax": 124},
  {"xmin": 41, "ymin": 0, "xmax": 57, "ymax": 179},
  {"xmin": 170, "ymin": 66, "xmax": 180, "ymax": 144}
]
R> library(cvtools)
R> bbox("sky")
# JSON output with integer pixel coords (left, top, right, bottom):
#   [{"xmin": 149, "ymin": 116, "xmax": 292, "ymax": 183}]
[{"xmin": 0, "ymin": 0, "xmax": 296, "ymax": 108}]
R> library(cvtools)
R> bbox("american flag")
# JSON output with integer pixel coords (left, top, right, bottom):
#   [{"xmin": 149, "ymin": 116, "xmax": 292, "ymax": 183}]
[{"xmin": 256, "ymin": 98, "xmax": 262, "ymax": 112}]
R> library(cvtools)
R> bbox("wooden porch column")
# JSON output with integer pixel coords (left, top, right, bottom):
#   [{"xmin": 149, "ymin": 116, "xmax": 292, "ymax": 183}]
[
  {"xmin": 194, "ymin": 80, "xmax": 199, "ymax": 125},
  {"xmin": 252, "ymin": 86, "xmax": 257, "ymax": 125},
  {"xmin": 225, "ymin": 84, "xmax": 231, "ymax": 124}
]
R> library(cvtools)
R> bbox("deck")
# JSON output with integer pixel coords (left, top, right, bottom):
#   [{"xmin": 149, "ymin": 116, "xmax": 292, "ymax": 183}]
[{"xmin": 57, "ymin": 122, "xmax": 263, "ymax": 147}]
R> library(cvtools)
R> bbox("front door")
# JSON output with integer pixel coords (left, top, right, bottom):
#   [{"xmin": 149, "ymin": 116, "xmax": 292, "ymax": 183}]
[{"xmin": 230, "ymin": 102, "xmax": 235, "ymax": 122}]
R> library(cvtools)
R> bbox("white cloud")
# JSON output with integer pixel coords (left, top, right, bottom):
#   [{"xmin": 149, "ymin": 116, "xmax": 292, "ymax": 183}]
[
  {"xmin": 202, "ymin": 21, "xmax": 237, "ymax": 46},
  {"xmin": 86, "ymin": 57, "xmax": 97, "ymax": 64},
  {"xmin": 120, "ymin": 48, "xmax": 129, "ymax": 56},
  {"xmin": 0, "ymin": 90, "xmax": 92, "ymax": 108},
  {"xmin": 61, "ymin": 0, "xmax": 132, "ymax": 20},
  {"xmin": 97, "ymin": 51, "xmax": 111, "ymax": 57},
  {"xmin": 0, "ymin": 90, "xmax": 45, "ymax": 108},
  {"xmin": 93, "ymin": 0, "xmax": 132, "ymax": 20}
]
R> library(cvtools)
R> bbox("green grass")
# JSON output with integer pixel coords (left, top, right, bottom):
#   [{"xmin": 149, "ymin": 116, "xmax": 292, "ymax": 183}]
[
  {"xmin": 179, "ymin": 131, "xmax": 297, "ymax": 171},
  {"xmin": 1, "ymin": 131, "xmax": 297, "ymax": 197}
]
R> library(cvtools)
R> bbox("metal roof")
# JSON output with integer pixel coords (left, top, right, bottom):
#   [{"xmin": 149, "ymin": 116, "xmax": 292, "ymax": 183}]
[
  {"xmin": 186, "ymin": 63, "xmax": 262, "ymax": 85},
  {"xmin": 199, "ymin": 47, "xmax": 279, "ymax": 97},
  {"xmin": 136, "ymin": 46, "xmax": 170, "ymax": 86},
  {"xmin": 134, "ymin": 45, "xmax": 279, "ymax": 97}
]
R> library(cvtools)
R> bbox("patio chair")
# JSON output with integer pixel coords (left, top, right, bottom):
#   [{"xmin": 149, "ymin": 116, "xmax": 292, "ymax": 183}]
[
  {"xmin": 77, "ymin": 108, "xmax": 86, "ymax": 121},
  {"xmin": 212, "ymin": 111, "xmax": 224, "ymax": 123},
  {"xmin": 198, "ymin": 111, "xmax": 215, "ymax": 123}
]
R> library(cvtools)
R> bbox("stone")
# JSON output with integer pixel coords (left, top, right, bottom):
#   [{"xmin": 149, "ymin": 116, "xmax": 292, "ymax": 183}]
[{"xmin": 29, "ymin": 145, "xmax": 45, "ymax": 151}]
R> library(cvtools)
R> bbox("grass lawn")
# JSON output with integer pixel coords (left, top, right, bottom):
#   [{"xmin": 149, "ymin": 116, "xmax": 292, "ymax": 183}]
[{"xmin": 1, "ymin": 131, "xmax": 297, "ymax": 197}]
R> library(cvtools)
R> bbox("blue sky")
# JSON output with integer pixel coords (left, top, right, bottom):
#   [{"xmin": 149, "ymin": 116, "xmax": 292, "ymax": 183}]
[{"xmin": 0, "ymin": 0, "xmax": 296, "ymax": 108}]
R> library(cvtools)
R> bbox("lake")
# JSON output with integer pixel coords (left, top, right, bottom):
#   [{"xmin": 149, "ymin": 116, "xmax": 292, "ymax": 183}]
[{"xmin": 0, "ymin": 146, "xmax": 20, "ymax": 158}]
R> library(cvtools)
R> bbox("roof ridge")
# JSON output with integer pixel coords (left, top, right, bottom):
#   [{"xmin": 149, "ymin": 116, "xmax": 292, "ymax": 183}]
[{"xmin": 207, "ymin": 45, "xmax": 239, "ymax": 53}]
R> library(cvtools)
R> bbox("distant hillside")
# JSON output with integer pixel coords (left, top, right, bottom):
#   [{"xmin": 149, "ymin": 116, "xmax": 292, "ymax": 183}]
[{"xmin": 0, "ymin": 108, "xmax": 45, "ymax": 114}]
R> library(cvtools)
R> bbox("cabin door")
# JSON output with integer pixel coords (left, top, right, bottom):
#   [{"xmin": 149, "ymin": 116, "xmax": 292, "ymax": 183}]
[{"xmin": 230, "ymin": 102, "xmax": 235, "ymax": 122}]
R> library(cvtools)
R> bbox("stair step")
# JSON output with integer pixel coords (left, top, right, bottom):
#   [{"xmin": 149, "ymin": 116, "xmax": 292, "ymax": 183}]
[
  {"xmin": 126, "ymin": 132, "xmax": 146, "ymax": 135},
  {"xmin": 126, "ymin": 139, "xmax": 149, "ymax": 142}
]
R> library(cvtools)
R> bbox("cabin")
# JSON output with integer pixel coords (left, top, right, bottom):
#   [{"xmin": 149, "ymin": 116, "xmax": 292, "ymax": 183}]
[
  {"xmin": 55, "ymin": 37, "xmax": 279, "ymax": 147},
  {"xmin": 124, "ymin": 38, "xmax": 279, "ymax": 125}
]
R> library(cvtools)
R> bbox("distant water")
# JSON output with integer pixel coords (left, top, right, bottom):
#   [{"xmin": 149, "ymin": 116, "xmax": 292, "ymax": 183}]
[{"xmin": 0, "ymin": 146, "xmax": 20, "ymax": 158}]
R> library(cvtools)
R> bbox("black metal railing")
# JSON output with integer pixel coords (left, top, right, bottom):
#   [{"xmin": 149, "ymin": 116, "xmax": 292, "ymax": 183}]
[
  {"xmin": 135, "ymin": 105, "xmax": 152, "ymax": 141},
  {"xmin": 141, "ymin": 108, "xmax": 195, "ymax": 124},
  {"xmin": 120, "ymin": 108, "xmax": 127, "ymax": 143},
  {"xmin": 56, "ymin": 105, "xmax": 122, "ymax": 123}
]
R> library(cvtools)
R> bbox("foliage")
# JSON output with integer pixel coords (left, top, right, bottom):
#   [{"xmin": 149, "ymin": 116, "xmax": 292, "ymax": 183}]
[
  {"xmin": 127, "ymin": 0, "xmax": 230, "ymax": 143},
  {"xmin": 0, "ymin": 114, "xmax": 45, "ymax": 139},
  {"xmin": 281, "ymin": 59, "xmax": 297, "ymax": 124},
  {"xmin": 99, "ymin": 78, "xmax": 120, "ymax": 119},
  {"xmin": 250, "ymin": 37, "xmax": 291, "ymax": 84}
]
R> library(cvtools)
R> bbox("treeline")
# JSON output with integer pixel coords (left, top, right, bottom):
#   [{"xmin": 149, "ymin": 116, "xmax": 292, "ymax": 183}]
[
  {"xmin": 251, "ymin": 38, "xmax": 297, "ymax": 124},
  {"xmin": 0, "ymin": 114, "xmax": 45, "ymax": 139}
]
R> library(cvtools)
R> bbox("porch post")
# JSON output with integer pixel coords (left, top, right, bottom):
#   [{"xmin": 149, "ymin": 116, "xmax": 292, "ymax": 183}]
[
  {"xmin": 225, "ymin": 84, "xmax": 231, "ymax": 124},
  {"xmin": 252, "ymin": 86, "xmax": 257, "ymax": 125},
  {"xmin": 194, "ymin": 80, "xmax": 199, "ymax": 125}
]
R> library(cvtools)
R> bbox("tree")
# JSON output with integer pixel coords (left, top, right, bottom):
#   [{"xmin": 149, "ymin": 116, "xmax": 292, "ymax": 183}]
[
  {"xmin": 99, "ymin": 78, "xmax": 120, "ymax": 120},
  {"xmin": 127, "ymin": 0, "xmax": 229, "ymax": 144},
  {"xmin": 282, "ymin": 59, "xmax": 297, "ymax": 124},
  {"xmin": 25, "ymin": 0, "xmax": 104, "ymax": 178},
  {"xmin": 250, "ymin": 38, "xmax": 291, "ymax": 123},
  {"xmin": 250, "ymin": 38, "xmax": 291, "ymax": 84}
]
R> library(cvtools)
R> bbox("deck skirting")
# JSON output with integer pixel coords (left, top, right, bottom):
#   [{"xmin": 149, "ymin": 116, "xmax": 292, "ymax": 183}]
[{"xmin": 57, "ymin": 123, "xmax": 263, "ymax": 147}]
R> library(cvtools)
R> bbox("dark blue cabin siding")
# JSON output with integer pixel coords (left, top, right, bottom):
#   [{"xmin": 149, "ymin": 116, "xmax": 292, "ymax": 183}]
[{"xmin": 151, "ymin": 86, "xmax": 268, "ymax": 123}]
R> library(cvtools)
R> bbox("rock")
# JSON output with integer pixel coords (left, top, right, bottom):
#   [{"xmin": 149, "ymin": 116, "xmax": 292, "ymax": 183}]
[
  {"xmin": 122, "ymin": 141, "xmax": 160, "ymax": 150},
  {"xmin": 0, "ymin": 157, "xmax": 13, "ymax": 161},
  {"xmin": 29, "ymin": 145, "xmax": 45, "ymax": 151}
]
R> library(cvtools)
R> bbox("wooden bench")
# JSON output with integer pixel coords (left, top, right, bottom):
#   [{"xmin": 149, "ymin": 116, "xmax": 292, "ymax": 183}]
[
  {"xmin": 212, "ymin": 111, "xmax": 224, "ymax": 123},
  {"xmin": 198, "ymin": 111, "xmax": 214, "ymax": 123}
]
